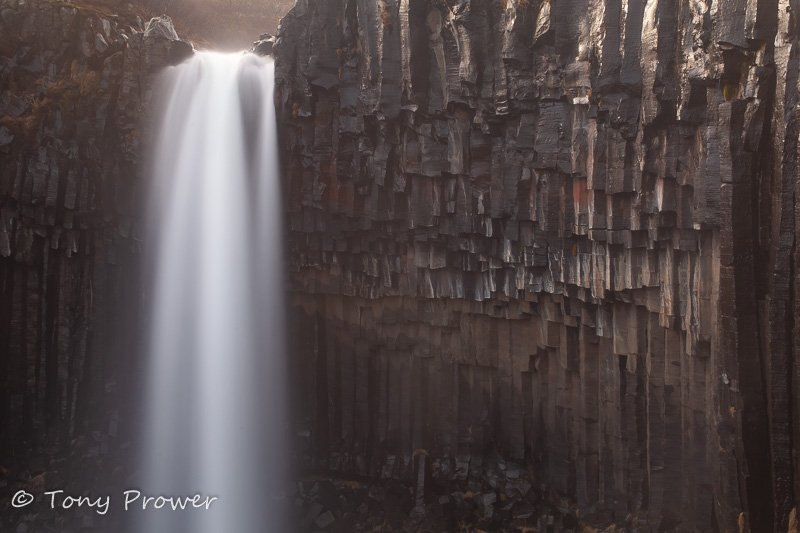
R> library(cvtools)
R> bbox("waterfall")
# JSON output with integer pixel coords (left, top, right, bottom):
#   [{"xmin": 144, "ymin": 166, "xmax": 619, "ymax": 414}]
[{"xmin": 138, "ymin": 51, "xmax": 287, "ymax": 533}]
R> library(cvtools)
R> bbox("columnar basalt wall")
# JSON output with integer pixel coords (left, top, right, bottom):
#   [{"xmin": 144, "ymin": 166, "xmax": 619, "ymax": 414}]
[
  {"xmin": 275, "ymin": 0, "xmax": 800, "ymax": 530},
  {"xmin": 0, "ymin": 0, "xmax": 190, "ymax": 458}
]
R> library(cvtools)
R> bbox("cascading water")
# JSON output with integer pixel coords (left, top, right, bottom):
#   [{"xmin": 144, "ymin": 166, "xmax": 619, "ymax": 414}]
[{"xmin": 138, "ymin": 51, "xmax": 287, "ymax": 533}]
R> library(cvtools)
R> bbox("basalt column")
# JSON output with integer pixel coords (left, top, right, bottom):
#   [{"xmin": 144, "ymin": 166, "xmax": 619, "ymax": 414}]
[
  {"xmin": 0, "ymin": 0, "xmax": 191, "ymax": 459},
  {"xmin": 274, "ymin": 0, "xmax": 800, "ymax": 531}
]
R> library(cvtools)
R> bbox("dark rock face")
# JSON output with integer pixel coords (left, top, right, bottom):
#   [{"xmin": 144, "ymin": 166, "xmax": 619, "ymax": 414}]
[
  {"xmin": 252, "ymin": 34, "xmax": 276, "ymax": 56},
  {"xmin": 0, "ymin": 0, "xmax": 189, "ymax": 459},
  {"xmin": 275, "ymin": 0, "xmax": 799, "ymax": 530}
]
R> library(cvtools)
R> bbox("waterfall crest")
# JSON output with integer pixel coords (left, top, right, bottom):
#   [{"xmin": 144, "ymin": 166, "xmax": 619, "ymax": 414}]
[{"xmin": 140, "ymin": 51, "xmax": 287, "ymax": 533}]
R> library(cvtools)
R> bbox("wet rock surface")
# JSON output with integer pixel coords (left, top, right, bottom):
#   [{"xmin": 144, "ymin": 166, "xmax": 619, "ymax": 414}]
[
  {"xmin": 290, "ymin": 445, "xmax": 649, "ymax": 533},
  {"xmin": 275, "ymin": 0, "xmax": 800, "ymax": 531}
]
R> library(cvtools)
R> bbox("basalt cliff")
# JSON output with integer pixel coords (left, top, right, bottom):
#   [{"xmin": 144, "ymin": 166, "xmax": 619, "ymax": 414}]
[
  {"xmin": 2, "ymin": 0, "xmax": 800, "ymax": 531},
  {"xmin": 0, "ymin": 2, "xmax": 189, "ymax": 529},
  {"xmin": 274, "ymin": 0, "xmax": 800, "ymax": 531}
]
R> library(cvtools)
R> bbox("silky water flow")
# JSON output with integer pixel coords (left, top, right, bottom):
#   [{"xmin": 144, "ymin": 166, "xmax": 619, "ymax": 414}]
[{"xmin": 138, "ymin": 51, "xmax": 287, "ymax": 533}]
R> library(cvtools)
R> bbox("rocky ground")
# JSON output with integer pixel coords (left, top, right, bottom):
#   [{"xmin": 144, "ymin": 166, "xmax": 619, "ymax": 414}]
[
  {"xmin": 0, "ymin": 444, "xmax": 626, "ymax": 533},
  {"xmin": 291, "ymin": 473, "xmax": 627, "ymax": 533}
]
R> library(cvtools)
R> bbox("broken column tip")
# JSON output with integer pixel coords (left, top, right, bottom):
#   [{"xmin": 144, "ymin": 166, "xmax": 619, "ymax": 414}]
[{"xmin": 252, "ymin": 34, "xmax": 277, "ymax": 57}]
